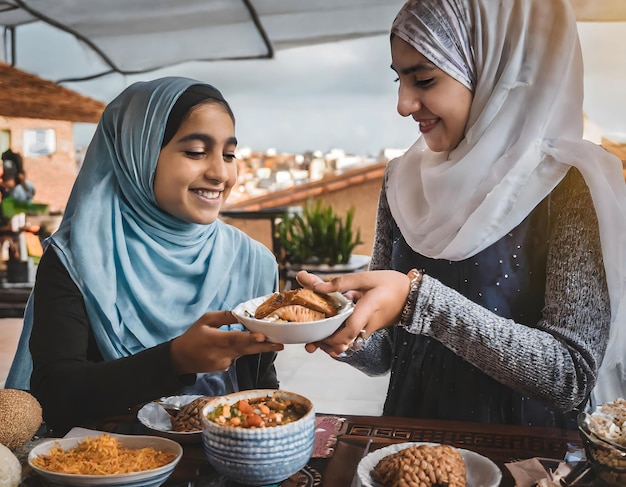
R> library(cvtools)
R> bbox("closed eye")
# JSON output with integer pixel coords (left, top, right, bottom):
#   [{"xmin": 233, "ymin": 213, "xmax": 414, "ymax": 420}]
[
  {"xmin": 393, "ymin": 77, "xmax": 434, "ymax": 88},
  {"xmin": 185, "ymin": 151, "xmax": 205, "ymax": 159},
  {"xmin": 415, "ymin": 78, "xmax": 435, "ymax": 88}
]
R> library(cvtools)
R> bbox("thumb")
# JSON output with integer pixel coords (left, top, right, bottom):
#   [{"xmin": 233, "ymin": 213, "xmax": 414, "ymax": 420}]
[{"xmin": 295, "ymin": 270, "xmax": 324, "ymax": 288}]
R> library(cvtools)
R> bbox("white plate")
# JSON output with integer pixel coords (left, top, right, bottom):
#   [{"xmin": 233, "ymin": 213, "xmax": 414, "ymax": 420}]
[
  {"xmin": 28, "ymin": 429, "xmax": 183, "ymax": 487},
  {"xmin": 357, "ymin": 442, "xmax": 502, "ymax": 487},
  {"xmin": 137, "ymin": 395, "xmax": 204, "ymax": 443},
  {"xmin": 232, "ymin": 291, "xmax": 354, "ymax": 344}
]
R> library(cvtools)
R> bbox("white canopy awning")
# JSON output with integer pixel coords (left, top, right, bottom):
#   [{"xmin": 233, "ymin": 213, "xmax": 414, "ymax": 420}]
[
  {"xmin": 1, "ymin": 0, "xmax": 625, "ymax": 84},
  {"xmin": 1, "ymin": 0, "xmax": 400, "ymax": 82}
]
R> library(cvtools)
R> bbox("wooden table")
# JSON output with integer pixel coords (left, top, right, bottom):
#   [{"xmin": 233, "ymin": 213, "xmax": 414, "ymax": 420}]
[{"xmin": 22, "ymin": 412, "xmax": 587, "ymax": 487}]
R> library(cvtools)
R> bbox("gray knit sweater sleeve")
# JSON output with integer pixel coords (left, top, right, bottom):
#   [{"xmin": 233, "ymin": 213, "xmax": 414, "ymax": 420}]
[{"xmin": 346, "ymin": 168, "xmax": 610, "ymax": 412}]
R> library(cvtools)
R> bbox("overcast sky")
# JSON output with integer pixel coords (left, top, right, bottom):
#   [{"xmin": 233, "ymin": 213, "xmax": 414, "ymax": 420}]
[
  {"xmin": 65, "ymin": 34, "xmax": 417, "ymax": 157},
  {"xmin": 17, "ymin": 20, "xmax": 626, "ymax": 157}
]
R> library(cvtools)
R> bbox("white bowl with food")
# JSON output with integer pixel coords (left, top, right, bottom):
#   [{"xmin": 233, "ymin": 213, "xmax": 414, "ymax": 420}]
[
  {"xmin": 232, "ymin": 289, "xmax": 354, "ymax": 344},
  {"xmin": 200, "ymin": 389, "xmax": 315, "ymax": 486},
  {"xmin": 357, "ymin": 441, "xmax": 501, "ymax": 487},
  {"xmin": 28, "ymin": 431, "xmax": 182, "ymax": 487}
]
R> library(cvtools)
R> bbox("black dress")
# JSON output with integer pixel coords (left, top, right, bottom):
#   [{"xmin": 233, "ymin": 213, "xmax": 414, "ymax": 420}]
[
  {"xmin": 29, "ymin": 249, "xmax": 279, "ymax": 435},
  {"xmin": 384, "ymin": 193, "xmax": 580, "ymax": 428}
]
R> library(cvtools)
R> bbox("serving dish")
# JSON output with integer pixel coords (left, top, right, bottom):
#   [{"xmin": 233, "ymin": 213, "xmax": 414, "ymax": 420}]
[
  {"xmin": 578, "ymin": 410, "xmax": 626, "ymax": 487},
  {"xmin": 200, "ymin": 389, "xmax": 315, "ymax": 486},
  {"xmin": 28, "ymin": 430, "xmax": 182, "ymax": 487},
  {"xmin": 137, "ymin": 395, "xmax": 204, "ymax": 443},
  {"xmin": 356, "ymin": 441, "xmax": 502, "ymax": 487},
  {"xmin": 232, "ymin": 291, "xmax": 354, "ymax": 344}
]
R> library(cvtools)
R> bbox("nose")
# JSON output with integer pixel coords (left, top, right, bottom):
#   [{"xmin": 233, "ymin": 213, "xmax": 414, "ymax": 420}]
[
  {"xmin": 396, "ymin": 83, "xmax": 421, "ymax": 118},
  {"xmin": 204, "ymin": 151, "xmax": 230, "ymax": 182}
]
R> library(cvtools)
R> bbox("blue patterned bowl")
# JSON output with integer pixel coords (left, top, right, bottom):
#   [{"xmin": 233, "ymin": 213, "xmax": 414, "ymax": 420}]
[{"xmin": 201, "ymin": 389, "xmax": 315, "ymax": 486}]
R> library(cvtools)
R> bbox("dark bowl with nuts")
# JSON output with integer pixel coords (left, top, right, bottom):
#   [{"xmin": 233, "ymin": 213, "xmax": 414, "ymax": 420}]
[{"xmin": 578, "ymin": 398, "xmax": 626, "ymax": 487}]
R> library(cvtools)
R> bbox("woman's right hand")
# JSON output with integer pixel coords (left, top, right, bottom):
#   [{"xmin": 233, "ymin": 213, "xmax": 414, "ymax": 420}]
[
  {"xmin": 170, "ymin": 310, "xmax": 284, "ymax": 374},
  {"xmin": 296, "ymin": 269, "xmax": 411, "ymax": 356}
]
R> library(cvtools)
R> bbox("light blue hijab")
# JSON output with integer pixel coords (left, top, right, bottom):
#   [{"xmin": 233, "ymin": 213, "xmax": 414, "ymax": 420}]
[{"xmin": 7, "ymin": 77, "xmax": 278, "ymax": 389}]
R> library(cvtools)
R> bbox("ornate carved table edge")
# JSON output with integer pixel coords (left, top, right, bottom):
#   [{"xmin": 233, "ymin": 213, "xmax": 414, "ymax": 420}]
[{"xmin": 336, "ymin": 414, "xmax": 582, "ymax": 465}]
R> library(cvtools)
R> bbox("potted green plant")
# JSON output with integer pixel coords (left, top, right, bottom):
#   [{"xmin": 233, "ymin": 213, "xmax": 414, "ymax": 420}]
[{"xmin": 276, "ymin": 199, "xmax": 363, "ymax": 267}]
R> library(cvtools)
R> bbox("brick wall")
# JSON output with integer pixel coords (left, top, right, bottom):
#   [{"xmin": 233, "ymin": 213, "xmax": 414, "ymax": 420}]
[
  {"xmin": 0, "ymin": 116, "xmax": 78, "ymax": 213},
  {"xmin": 221, "ymin": 171, "xmax": 384, "ymax": 261}
]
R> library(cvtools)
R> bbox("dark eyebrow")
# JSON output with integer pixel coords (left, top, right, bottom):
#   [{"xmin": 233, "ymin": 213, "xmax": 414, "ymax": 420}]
[
  {"xmin": 176, "ymin": 133, "xmax": 238, "ymax": 146},
  {"xmin": 390, "ymin": 61, "xmax": 438, "ymax": 76}
]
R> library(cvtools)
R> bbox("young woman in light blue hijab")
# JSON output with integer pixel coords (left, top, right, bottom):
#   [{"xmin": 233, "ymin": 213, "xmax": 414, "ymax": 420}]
[{"xmin": 6, "ymin": 77, "xmax": 283, "ymax": 434}]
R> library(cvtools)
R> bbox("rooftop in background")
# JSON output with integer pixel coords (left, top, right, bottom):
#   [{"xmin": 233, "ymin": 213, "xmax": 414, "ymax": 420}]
[
  {"xmin": 0, "ymin": 62, "xmax": 105, "ymax": 123},
  {"xmin": 225, "ymin": 161, "xmax": 387, "ymax": 212}
]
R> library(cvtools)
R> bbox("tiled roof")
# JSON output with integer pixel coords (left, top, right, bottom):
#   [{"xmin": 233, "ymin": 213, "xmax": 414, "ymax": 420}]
[
  {"xmin": 0, "ymin": 62, "xmax": 105, "ymax": 123},
  {"xmin": 224, "ymin": 161, "xmax": 387, "ymax": 211}
]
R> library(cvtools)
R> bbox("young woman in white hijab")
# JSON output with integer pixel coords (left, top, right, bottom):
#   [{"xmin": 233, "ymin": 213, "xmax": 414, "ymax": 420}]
[{"xmin": 298, "ymin": 0, "xmax": 626, "ymax": 427}]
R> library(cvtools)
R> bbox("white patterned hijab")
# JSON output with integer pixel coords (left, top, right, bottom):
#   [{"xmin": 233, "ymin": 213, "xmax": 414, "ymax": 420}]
[{"xmin": 387, "ymin": 0, "xmax": 626, "ymax": 402}]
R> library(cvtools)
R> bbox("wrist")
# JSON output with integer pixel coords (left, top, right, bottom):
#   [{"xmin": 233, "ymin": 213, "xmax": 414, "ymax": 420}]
[
  {"xmin": 400, "ymin": 268, "xmax": 423, "ymax": 325},
  {"xmin": 169, "ymin": 337, "xmax": 190, "ymax": 375}
]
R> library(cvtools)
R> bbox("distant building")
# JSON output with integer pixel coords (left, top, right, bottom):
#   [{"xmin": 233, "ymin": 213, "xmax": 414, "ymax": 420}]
[
  {"xmin": 0, "ymin": 62, "xmax": 105, "ymax": 213},
  {"xmin": 221, "ymin": 161, "xmax": 388, "ymax": 263}
]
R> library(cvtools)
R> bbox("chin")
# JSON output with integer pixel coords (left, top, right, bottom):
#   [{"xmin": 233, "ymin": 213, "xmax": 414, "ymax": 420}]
[
  {"xmin": 197, "ymin": 214, "xmax": 220, "ymax": 225},
  {"xmin": 425, "ymin": 138, "xmax": 457, "ymax": 153},
  {"xmin": 425, "ymin": 143, "xmax": 447, "ymax": 153},
  {"xmin": 176, "ymin": 210, "xmax": 220, "ymax": 225}
]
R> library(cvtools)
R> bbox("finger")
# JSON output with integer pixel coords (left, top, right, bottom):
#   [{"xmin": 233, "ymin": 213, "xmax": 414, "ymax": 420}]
[
  {"xmin": 322, "ymin": 329, "xmax": 360, "ymax": 353},
  {"xmin": 202, "ymin": 310, "xmax": 237, "ymax": 329},
  {"xmin": 350, "ymin": 329, "xmax": 368, "ymax": 352},
  {"xmin": 318, "ymin": 340, "xmax": 350, "ymax": 358},
  {"xmin": 247, "ymin": 332, "xmax": 268, "ymax": 342},
  {"xmin": 228, "ymin": 331, "xmax": 285, "ymax": 353},
  {"xmin": 345, "ymin": 303, "xmax": 376, "ymax": 334},
  {"xmin": 241, "ymin": 342, "xmax": 284, "ymax": 354},
  {"xmin": 304, "ymin": 341, "xmax": 323, "ymax": 353},
  {"xmin": 219, "ymin": 358, "xmax": 235, "ymax": 371},
  {"xmin": 342, "ymin": 290, "xmax": 361, "ymax": 302},
  {"xmin": 320, "ymin": 313, "xmax": 368, "ymax": 351},
  {"xmin": 295, "ymin": 270, "xmax": 324, "ymax": 288},
  {"xmin": 330, "ymin": 270, "xmax": 406, "ymax": 295},
  {"xmin": 306, "ymin": 273, "xmax": 364, "ymax": 295}
]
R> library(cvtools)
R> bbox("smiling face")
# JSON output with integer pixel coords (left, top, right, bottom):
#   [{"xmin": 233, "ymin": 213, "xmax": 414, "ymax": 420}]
[
  {"xmin": 391, "ymin": 36, "xmax": 473, "ymax": 153},
  {"xmin": 154, "ymin": 101, "xmax": 237, "ymax": 224}
]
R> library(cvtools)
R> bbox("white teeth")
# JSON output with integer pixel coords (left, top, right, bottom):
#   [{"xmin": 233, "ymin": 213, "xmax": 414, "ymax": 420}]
[
  {"xmin": 194, "ymin": 189, "xmax": 220, "ymax": 199},
  {"xmin": 419, "ymin": 119, "xmax": 437, "ymax": 127}
]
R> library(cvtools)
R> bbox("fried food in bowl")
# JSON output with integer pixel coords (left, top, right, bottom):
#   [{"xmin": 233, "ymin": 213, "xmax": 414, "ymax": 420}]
[
  {"xmin": 254, "ymin": 288, "xmax": 338, "ymax": 321},
  {"xmin": 232, "ymin": 290, "xmax": 354, "ymax": 344}
]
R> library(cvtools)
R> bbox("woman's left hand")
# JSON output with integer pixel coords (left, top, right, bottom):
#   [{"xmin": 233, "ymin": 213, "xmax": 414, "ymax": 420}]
[
  {"xmin": 296, "ymin": 269, "xmax": 411, "ymax": 357},
  {"xmin": 170, "ymin": 310, "xmax": 284, "ymax": 374}
]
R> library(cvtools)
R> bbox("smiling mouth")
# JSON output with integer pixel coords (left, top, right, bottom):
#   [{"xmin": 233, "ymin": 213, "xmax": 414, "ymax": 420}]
[
  {"xmin": 418, "ymin": 118, "xmax": 439, "ymax": 133},
  {"xmin": 192, "ymin": 189, "xmax": 221, "ymax": 200}
]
